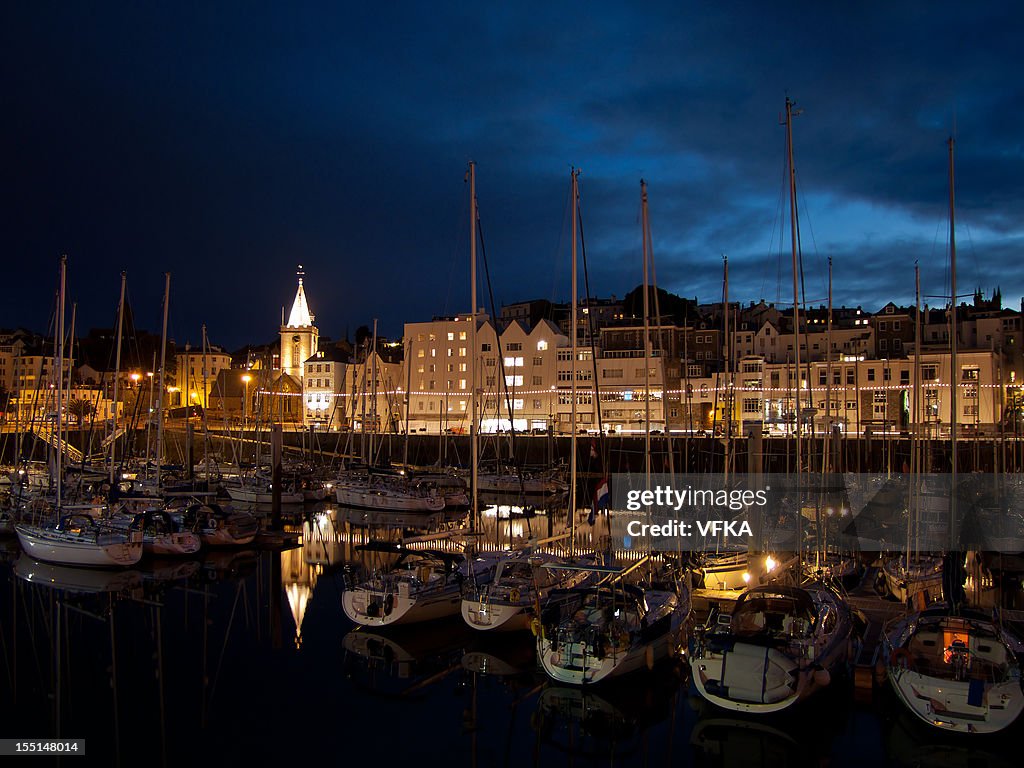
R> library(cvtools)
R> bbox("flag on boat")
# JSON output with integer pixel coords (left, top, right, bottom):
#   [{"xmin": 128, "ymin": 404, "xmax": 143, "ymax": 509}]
[{"xmin": 590, "ymin": 477, "xmax": 610, "ymax": 525}]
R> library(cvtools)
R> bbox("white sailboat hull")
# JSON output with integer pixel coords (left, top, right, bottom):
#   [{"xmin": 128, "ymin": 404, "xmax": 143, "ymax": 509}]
[
  {"xmin": 146, "ymin": 532, "xmax": 202, "ymax": 556},
  {"xmin": 538, "ymin": 628, "xmax": 676, "ymax": 685},
  {"xmin": 342, "ymin": 585, "xmax": 463, "ymax": 627},
  {"xmin": 226, "ymin": 486, "xmax": 305, "ymax": 505},
  {"xmin": 888, "ymin": 667, "xmax": 1024, "ymax": 734},
  {"xmin": 335, "ymin": 485, "xmax": 445, "ymax": 512},
  {"xmin": 476, "ymin": 475, "xmax": 566, "ymax": 495},
  {"xmin": 15, "ymin": 524, "xmax": 143, "ymax": 567},
  {"xmin": 690, "ymin": 642, "xmax": 833, "ymax": 714},
  {"xmin": 462, "ymin": 599, "xmax": 531, "ymax": 632}
]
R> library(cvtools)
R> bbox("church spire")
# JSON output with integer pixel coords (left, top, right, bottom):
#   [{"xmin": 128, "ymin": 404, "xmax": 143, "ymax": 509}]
[{"xmin": 286, "ymin": 264, "xmax": 314, "ymax": 327}]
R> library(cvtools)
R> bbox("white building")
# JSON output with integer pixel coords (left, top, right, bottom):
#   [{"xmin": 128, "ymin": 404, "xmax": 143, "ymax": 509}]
[{"xmin": 404, "ymin": 314, "xmax": 569, "ymax": 434}]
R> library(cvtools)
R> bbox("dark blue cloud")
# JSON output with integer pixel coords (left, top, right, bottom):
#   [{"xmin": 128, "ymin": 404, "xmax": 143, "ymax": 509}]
[{"xmin": 2, "ymin": 2, "xmax": 1022, "ymax": 349}]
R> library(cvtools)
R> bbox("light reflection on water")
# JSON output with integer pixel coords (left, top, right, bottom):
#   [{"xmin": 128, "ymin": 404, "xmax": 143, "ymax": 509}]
[{"xmin": 0, "ymin": 503, "xmax": 1019, "ymax": 767}]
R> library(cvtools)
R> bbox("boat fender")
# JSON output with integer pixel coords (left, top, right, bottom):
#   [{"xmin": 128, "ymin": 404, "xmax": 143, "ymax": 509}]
[
  {"xmin": 889, "ymin": 647, "xmax": 913, "ymax": 669},
  {"xmin": 645, "ymin": 644, "xmax": 655, "ymax": 670},
  {"xmin": 530, "ymin": 618, "xmax": 543, "ymax": 638},
  {"xmin": 383, "ymin": 593, "xmax": 395, "ymax": 615},
  {"xmin": 509, "ymin": 588, "xmax": 521, "ymax": 603}
]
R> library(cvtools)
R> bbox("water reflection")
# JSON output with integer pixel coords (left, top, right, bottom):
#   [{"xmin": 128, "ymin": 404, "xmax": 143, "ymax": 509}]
[
  {"xmin": 343, "ymin": 618, "xmax": 474, "ymax": 695},
  {"xmin": 0, "ymin": 499, "xmax": 1021, "ymax": 766},
  {"xmin": 533, "ymin": 664, "xmax": 686, "ymax": 762}
]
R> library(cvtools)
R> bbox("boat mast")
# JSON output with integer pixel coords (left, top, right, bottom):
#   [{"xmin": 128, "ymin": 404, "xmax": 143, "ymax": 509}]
[
  {"xmin": 785, "ymin": 97, "xmax": 802, "ymax": 475},
  {"xmin": 911, "ymin": 263, "xmax": 922, "ymax": 559},
  {"xmin": 403, "ymin": 334, "xmax": 412, "ymax": 467},
  {"xmin": 641, "ymin": 180, "xmax": 652, "ymax": 480},
  {"xmin": 785, "ymin": 96, "xmax": 804, "ymax": 571},
  {"xmin": 570, "ymin": 168, "xmax": 579, "ymax": 543},
  {"xmin": 156, "ymin": 272, "xmax": 170, "ymax": 494},
  {"xmin": 110, "ymin": 271, "xmax": 126, "ymax": 484},
  {"xmin": 825, "ymin": 256, "xmax": 833, "ymax": 474},
  {"xmin": 56, "ymin": 255, "xmax": 67, "ymax": 510},
  {"xmin": 370, "ymin": 318, "xmax": 378, "ymax": 463},
  {"xmin": 723, "ymin": 253, "xmax": 731, "ymax": 482},
  {"xmin": 202, "ymin": 323, "xmax": 211, "ymax": 479},
  {"xmin": 469, "ymin": 161, "xmax": 479, "ymax": 531},
  {"xmin": 948, "ymin": 136, "xmax": 958, "ymax": 551}
]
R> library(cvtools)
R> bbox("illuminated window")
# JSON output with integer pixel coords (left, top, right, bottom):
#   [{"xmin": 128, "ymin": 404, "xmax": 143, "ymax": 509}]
[{"xmin": 537, "ymin": 340, "xmax": 548, "ymax": 351}]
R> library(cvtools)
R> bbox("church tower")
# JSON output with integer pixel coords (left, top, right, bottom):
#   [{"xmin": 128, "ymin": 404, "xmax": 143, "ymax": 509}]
[{"xmin": 279, "ymin": 265, "xmax": 319, "ymax": 381}]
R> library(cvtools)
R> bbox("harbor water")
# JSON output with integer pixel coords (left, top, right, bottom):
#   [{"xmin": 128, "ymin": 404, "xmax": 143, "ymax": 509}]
[{"xmin": 0, "ymin": 502, "xmax": 1019, "ymax": 767}]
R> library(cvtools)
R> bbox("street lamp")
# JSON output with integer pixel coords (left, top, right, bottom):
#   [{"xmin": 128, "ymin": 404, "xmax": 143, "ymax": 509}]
[
  {"xmin": 242, "ymin": 374, "xmax": 252, "ymax": 427},
  {"xmin": 127, "ymin": 373, "xmax": 141, "ymax": 422}
]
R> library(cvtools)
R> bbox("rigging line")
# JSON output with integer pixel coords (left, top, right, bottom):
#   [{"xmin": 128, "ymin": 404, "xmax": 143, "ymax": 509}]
[
  {"xmin": 476, "ymin": 203, "xmax": 524, "ymax": 488},
  {"xmin": 547, "ymin": 177, "xmax": 574, "ymax": 311},
  {"xmin": 644, "ymin": 187, "xmax": 674, "ymax": 476},
  {"xmin": 575, "ymin": 173, "xmax": 608, "ymax": 474},
  {"xmin": 794, "ymin": 165, "xmax": 828, "ymax": 302},
  {"xmin": 774, "ymin": 128, "xmax": 790, "ymax": 306}
]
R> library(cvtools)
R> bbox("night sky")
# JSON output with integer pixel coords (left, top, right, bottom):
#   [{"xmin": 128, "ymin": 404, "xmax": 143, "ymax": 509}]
[{"xmin": 4, "ymin": 3, "xmax": 1023, "ymax": 351}]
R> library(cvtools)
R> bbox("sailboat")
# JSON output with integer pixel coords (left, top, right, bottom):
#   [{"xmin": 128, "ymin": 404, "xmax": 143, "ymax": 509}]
[
  {"xmin": 882, "ymin": 138, "xmax": 1024, "ymax": 734},
  {"xmin": 107, "ymin": 508, "xmax": 201, "ymax": 556},
  {"xmin": 689, "ymin": 581, "xmax": 855, "ymax": 712},
  {"xmin": 460, "ymin": 541, "xmax": 597, "ymax": 632},
  {"xmin": 341, "ymin": 538, "xmax": 503, "ymax": 627},
  {"xmin": 225, "ymin": 472, "xmax": 305, "ymax": 505},
  {"xmin": 883, "ymin": 602, "xmax": 1024, "ymax": 733},
  {"xmin": 536, "ymin": 555, "xmax": 690, "ymax": 685},
  {"xmin": 166, "ymin": 499, "xmax": 259, "ymax": 547},
  {"xmin": 17, "ymin": 512, "xmax": 144, "ymax": 567},
  {"xmin": 334, "ymin": 467, "xmax": 447, "ymax": 512},
  {"xmin": 689, "ymin": 98, "xmax": 857, "ymax": 714},
  {"xmin": 475, "ymin": 469, "xmax": 567, "ymax": 496},
  {"xmin": 15, "ymin": 258, "xmax": 144, "ymax": 568},
  {"xmin": 536, "ymin": 175, "xmax": 691, "ymax": 685}
]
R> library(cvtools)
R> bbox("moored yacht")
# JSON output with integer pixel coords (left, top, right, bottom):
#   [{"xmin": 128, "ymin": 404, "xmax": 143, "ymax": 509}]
[
  {"xmin": 461, "ymin": 549, "xmax": 597, "ymax": 632},
  {"xmin": 15, "ymin": 513, "xmax": 143, "ymax": 567},
  {"xmin": 689, "ymin": 582, "xmax": 856, "ymax": 713},
  {"xmin": 342, "ymin": 543, "xmax": 501, "ymax": 627},
  {"xmin": 536, "ymin": 558, "xmax": 690, "ymax": 685},
  {"xmin": 109, "ymin": 509, "xmax": 201, "ymax": 556},
  {"xmin": 883, "ymin": 604, "xmax": 1024, "ymax": 734}
]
